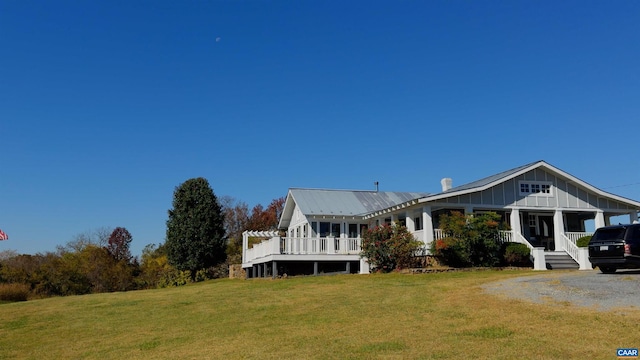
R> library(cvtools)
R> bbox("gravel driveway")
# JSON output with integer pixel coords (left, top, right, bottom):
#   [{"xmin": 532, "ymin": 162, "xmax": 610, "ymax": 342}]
[{"xmin": 482, "ymin": 269, "xmax": 640, "ymax": 311}]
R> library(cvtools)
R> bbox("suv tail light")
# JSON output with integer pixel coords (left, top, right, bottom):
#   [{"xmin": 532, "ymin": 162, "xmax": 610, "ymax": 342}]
[{"xmin": 625, "ymin": 244, "xmax": 631, "ymax": 255}]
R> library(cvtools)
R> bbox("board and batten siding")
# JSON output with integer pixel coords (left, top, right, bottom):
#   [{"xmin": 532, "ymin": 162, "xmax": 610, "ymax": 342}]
[
  {"xmin": 289, "ymin": 203, "xmax": 309, "ymax": 229},
  {"xmin": 443, "ymin": 168, "xmax": 635, "ymax": 211}
]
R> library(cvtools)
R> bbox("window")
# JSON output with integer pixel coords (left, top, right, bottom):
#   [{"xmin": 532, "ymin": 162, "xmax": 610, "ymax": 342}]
[
  {"xmin": 331, "ymin": 223, "xmax": 341, "ymax": 237},
  {"xmin": 414, "ymin": 217, "xmax": 423, "ymax": 230},
  {"xmin": 519, "ymin": 181, "xmax": 552, "ymax": 196},
  {"xmin": 319, "ymin": 222, "xmax": 330, "ymax": 237},
  {"xmin": 348, "ymin": 224, "xmax": 358, "ymax": 238}
]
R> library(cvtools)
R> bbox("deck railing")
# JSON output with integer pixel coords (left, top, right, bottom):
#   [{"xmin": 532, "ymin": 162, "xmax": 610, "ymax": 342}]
[{"xmin": 244, "ymin": 236, "xmax": 362, "ymax": 263}]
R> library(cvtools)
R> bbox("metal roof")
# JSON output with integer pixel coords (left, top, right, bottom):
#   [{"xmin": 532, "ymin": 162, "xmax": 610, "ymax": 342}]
[
  {"xmin": 437, "ymin": 160, "xmax": 542, "ymax": 194},
  {"xmin": 290, "ymin": 188, "xmax": 429, "ymax": 216}
]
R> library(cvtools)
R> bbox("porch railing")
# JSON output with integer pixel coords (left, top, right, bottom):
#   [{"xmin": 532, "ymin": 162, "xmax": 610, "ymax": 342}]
[
  {"xmin": 511, "ymin": 232, "xmax": 535, "ymax": 252},
  {"xmin": 560, "ymin": 233, "xmax": 580, "ymax": 262},
  {"xmin": 564, "ymin": 231, "xmax": 593, "ymax": 244},
  {"xmin": 434, "ymin": 229, "xmax": 514, "ymax": 243},
  {"xmin": 245, "ymin": 237, "xmax": 361, "ymax": 264}
]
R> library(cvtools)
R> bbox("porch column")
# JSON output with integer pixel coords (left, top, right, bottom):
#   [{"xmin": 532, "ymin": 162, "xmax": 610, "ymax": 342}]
[
  {"xmin": 553, "ymin": 210, "xmax": 565, "ymax": 252},
  {"xmin": 242, "ymin": 231, "xmax": 248, "ymax": 264},
  {"xmin": 273, "ymin": 261, "xmax": 278, "ymax": 278},
  {"xmin": 422, "ymin": 206, "xmax": 434, "ymax": 248},
  {"xmin": 510, "ymin": 209, "xmax": 522, "ymax": 236},
  {"xmin": 345, "ymin": 262, "xmax": 351, "ymax": 274},
  {"xmin": 313, "ymin": 261, "xmax": 318, "ymax": 275},
  {"xmin": 390, "ymin": 214, "xmax": 396, "ymax": 225},
  {"xmin": 595, "ymin": 211, "xmax": 606, "ymax": 229},
  {"xmin": 630, "ymin": 211, "xmax": 639, "ymax": 224},
  {"xmin": 406, "ymin": 213, "xmax": 415, "ymax": 232}
]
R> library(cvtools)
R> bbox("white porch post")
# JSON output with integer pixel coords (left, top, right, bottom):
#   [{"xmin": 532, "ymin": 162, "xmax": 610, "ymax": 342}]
[
  {"xmin": 390, "ymin": 214, "xmax": 396, "ymax": 225},
  {"xmin": 406, "ymin": 213, "xmax": 415, "ymax": 232},
  {"xmin": 630, "ymin": 211, "xmax": 639, "ymax": 224},
  {"xmin": 510, "ymin": 209, "xmax": 521, "ymax": 236},
  {"xmin": 553, "ymin": 209, "xmax": 565, "ymax": 252},
  {"xmin": 242, "ymin": 231, "xmax": 248, "ymax": 264},
  {"xmin": 595, "ymin": 210, "xmax": 606, "ymax": 229},
  {"xmin": 422, "ymin": 206, "xmax": 434, "ymax": 247}
]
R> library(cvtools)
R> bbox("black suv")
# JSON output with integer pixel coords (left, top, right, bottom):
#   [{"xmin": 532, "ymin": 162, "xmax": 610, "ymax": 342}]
[{"xmin": 588, "ymin": 224, "xmax": 640, "ymax": 273}]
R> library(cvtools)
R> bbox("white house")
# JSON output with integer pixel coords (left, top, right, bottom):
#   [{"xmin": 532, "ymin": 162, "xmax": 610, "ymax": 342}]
[{"xmin": 242, "ymin": 161, "xmax": 640, "ymax": 277}]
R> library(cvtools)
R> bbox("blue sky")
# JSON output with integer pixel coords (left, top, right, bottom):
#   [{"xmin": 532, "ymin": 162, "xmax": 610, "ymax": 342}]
[{"xmin": 1, "ymin": 1, "xmax": 639, "ymax": 257}]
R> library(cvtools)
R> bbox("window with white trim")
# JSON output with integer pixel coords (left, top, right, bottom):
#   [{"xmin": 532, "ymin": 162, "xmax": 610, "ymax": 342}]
[{"xmin": 519, "ymin": 181, "xmax": 552, "ymax": 196}]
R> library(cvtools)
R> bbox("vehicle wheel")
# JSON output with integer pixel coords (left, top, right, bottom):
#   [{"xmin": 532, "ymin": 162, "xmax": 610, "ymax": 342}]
[{"xmin": 600, "ymin": 267, "xmax": 617, "ymax": 274}]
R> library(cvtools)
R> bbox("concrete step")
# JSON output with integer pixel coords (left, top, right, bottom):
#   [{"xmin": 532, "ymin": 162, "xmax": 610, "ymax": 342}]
[{"xmin": 545, "ymin": 252, "xmax": 579, "ymax": 270}]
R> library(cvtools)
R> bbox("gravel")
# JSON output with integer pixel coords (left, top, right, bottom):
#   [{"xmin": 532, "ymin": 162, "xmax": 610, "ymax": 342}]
[{"xmin": 482, "ymin": 269, "xmax": 640, "ymax": 311}]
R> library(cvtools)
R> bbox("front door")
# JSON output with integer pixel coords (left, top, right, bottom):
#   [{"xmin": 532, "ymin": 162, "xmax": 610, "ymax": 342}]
[{"xmin": 528, "ymin": 214, "xmax": 555, "ymax": 250}]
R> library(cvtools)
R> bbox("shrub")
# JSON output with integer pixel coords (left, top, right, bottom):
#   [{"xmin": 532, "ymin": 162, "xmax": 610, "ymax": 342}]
[
  {"xmin": 430, "ymin": 212, "xmax": 504, "ymax": 267},
  {"xmin": 576, "ymin": 236, "xmax": 591, "ymax": 248},
  {"xmin": 502, "ymin": 243, "xmax": 531, "ymax": 266},
  {"xmin": 0, "ymin": 283, "xmax": 30, "ymax": 302},
  {"xmin": 360, "ymin": 223, "xmax": 423, "ymax": 272}
]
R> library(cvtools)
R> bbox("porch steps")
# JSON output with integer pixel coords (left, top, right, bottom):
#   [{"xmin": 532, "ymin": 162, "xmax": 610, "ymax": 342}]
[{"xmin": 544, "ymin": 252, "xmax": 579, "ymax": 270}]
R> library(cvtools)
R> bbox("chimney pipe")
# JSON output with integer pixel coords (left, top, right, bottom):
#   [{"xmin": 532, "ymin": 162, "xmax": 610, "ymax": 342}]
[
  {"xmin": 374, "ymin": 181, "xmax": 379, "ymax": 192},
  {"xmin": 441, "ymin": 178, "xmax": 452, "ymax": 192}
]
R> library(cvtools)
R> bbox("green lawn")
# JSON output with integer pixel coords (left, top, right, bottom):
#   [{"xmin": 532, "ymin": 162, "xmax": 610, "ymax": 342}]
[{"xmin": 0, "ymin": 271, "xmax": 637, "ymax": 359}]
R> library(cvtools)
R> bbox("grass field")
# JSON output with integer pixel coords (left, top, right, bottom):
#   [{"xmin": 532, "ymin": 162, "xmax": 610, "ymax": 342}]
[{"xmin": 1, "ymin": 270, "xmax": 638, "ymax": 359}]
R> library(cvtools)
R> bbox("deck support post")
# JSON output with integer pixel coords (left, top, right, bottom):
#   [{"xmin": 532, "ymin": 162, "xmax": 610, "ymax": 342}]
[
  {"xmin": 273, "ymin": 261, "xmax": 278, "ymax": 278},
  {"xmin": 345, "ymin": 262, "xmax": 351, "ymax": 274},
  {"xmin": 313, "ymin": 261, "xmax": 318, "ymax": 275}
]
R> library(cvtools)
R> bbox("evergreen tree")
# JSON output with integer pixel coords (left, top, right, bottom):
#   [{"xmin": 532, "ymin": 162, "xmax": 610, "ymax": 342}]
[{"xmin": 165, "ymin": 178, "xmax": 226, "ymax": 279}]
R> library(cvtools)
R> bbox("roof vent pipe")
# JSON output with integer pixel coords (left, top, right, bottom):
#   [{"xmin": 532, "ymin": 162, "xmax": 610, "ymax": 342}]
[
  {"xmin": 441, "ymin": 178, "xmax": 452, "ymax": 192},
  {"xmin": 374, "ymin": 181, "xmax": 379, "ymax": 192}
]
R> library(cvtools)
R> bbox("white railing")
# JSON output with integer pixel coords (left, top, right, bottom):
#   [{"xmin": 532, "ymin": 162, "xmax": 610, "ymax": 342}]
[
  {"xmin": 560, "ymin": 233, "xmax": 580, "ymax": 263},
  {"xmin": 511, "ymin": 232, "xmax": 535, "ymax": 252},
  {"xmin": 434, "ymin": 229, "xmax": 514, "ymax": 243},
  {"xmin": 498, "ymin": 230, "xmax": 513, "ymax": 243},
  {"xmin": 564, "ymin": 231, "xmax": 593, "ymax": 244},
  {"xmin": 244, "ymin": 237, "xmax": 361, "ymax": 264}
]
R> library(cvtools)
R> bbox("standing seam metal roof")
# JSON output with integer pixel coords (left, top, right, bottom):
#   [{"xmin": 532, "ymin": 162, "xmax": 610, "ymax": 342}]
[
  {"xmin": 290, "ymin": 189, "xmax": 429, "ymax": 216},
  {"xmin": 429, "ymin": 160, "xmax": 543, "ymax": 196}
]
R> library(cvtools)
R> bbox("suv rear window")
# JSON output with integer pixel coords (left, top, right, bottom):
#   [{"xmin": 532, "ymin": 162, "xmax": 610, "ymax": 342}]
[{"xmin": 592, "ymin": 227, "xmax": 627, "ymax": 241}]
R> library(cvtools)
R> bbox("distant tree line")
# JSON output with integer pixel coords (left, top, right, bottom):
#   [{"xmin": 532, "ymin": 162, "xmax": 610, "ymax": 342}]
[{"xmin": 0, "ymin": 177, "xmax": 284, "ymax": 301}]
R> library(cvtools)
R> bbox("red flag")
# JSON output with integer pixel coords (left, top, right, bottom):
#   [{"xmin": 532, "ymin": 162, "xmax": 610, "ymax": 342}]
[{"xmin": 0, "ymin": 229, "xmax": 8, "ymax": 241}]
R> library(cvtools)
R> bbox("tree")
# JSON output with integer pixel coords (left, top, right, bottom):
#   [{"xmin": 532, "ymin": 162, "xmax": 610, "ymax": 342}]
[
  {"xmin": 107, "ymin": 227, "xmax": 133, "ymax": 262},
  {"xmin": 219, "ymin": 196, "xmax": 250, "ymax": 263},
  {"xmin": 57, "ymin": 227, "xmax": 112, "ymax": 254},
  {"xmin": 246, "ymin": 197, "xmax": 285, "ymax": 231},
  {"xmin": 360, "ymin": 223, "xmax": 423, "ymax": 272},
  {"xmin": 165, "ymin": 177, "xmax": 226, "ymax": 280}
]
